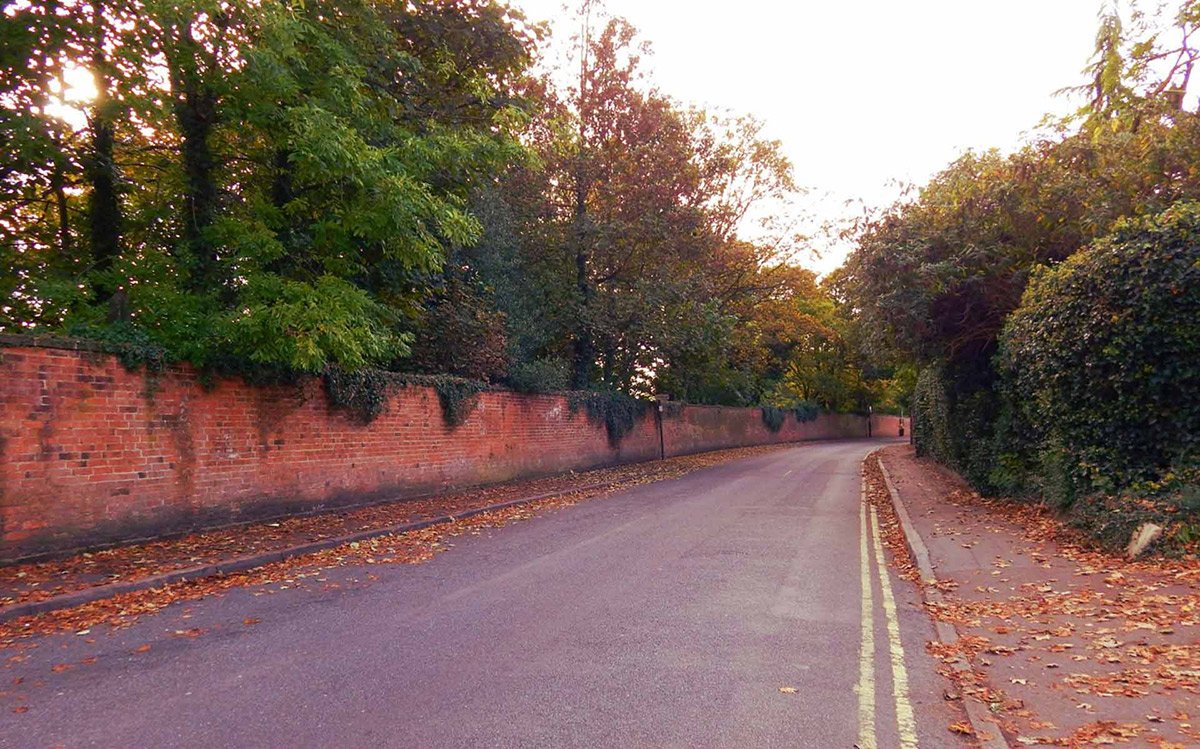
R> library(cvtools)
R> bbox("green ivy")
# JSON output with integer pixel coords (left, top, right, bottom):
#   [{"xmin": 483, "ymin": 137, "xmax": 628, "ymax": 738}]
[
  {"xmin": 911, "ymin": 363, "xmax": 953, "ymax": 464},
  {"xmin": 431, "ymin": 376, "xmax": 484, "ymax": 427},
  {"xmin": 792, "ymin": 402, "xmax": 820, "ymax": 423},
  {"xmin": 323, "ymin": 367, "xmax": 394, "ymax": 424},
  {"xmin": 322, "ymin": 366, "xmax": 486, "ymax": 427},
  {"xmin": 54, "ymin": 323, "xmax": 169, "ymax": 374},
  {"xmin": 569, "ymin": 391, "xmax": 651, "ymax": 447},
  {"xmin": 999, "ymin": 201, "xmax": 1200, "ymax": 498},
  {"xmin": 761, "ymin": 406, "xmax": 787, "ymax": 433}
]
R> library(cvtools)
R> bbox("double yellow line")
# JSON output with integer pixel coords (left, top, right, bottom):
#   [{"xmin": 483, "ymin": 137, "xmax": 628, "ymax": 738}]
[{"xmin": 856, "ymin": 480, "xmax": 919, "ymax": 749}]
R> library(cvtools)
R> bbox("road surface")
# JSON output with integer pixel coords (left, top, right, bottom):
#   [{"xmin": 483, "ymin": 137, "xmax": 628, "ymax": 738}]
[{"xmin": 2, "ymin": 440, "xmax": 967, "ymax": 748}]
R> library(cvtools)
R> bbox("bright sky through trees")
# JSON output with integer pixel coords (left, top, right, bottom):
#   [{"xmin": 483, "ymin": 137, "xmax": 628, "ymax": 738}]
[
  {"xmin": 515, "ymin": 0, "xmax": 1105, "ymax": 273},
  {"xmin": 7, "ymin": 0, "xmax": 1193, "ymax": 416}
]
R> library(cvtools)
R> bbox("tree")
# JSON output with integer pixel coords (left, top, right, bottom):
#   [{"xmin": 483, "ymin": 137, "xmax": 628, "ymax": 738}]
[
  {"xmin": 406, "ymin": 256, "xmax": 509, "ymax": 382},
  {"xmin": 837, "ymin": 0, "xmax": 1200, "ymax": 490},
  {"xmin": 0, "ymin": 0, "xmax": 540, "ymax": 373}
]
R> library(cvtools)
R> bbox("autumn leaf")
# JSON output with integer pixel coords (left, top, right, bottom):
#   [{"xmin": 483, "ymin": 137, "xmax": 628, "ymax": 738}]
[
  {"xmin": 172, "ymin": 628, "xmax": 204, "ymax": 638},
  {"xmin": 133, "ymin": 644, "xmax": 151, "ymax": 653},
  {"xmin": 948, "ymin": 722, "xmax": 975, "ymax": 735},
  {"xmin": 242, "ymin": 617, "xmax": 261, "ymax": 626},
  {"xmin": 778, "ymin": 686, "xmax": 797, "ymax": 694}
]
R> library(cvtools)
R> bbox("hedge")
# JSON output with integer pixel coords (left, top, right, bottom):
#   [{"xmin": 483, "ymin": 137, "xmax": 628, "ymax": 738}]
[{"xmin": 998, "ymin": 201, "xmax": 1200, "ymax": 504}]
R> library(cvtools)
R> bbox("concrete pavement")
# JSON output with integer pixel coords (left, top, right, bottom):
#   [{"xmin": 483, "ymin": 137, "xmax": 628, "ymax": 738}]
[
  {"xmin": 879, "ymin": 444, "xmax": 1200, "ymax": 747},
  {"xmin": 2, "ymin": 440, "xmax": 967, "ymax": 748}
]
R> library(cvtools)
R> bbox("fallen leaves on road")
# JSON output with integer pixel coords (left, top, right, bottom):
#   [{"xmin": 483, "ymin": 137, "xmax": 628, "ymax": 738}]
[
  {"xmin": 948, "ymin": 721, "xmax": 975, "ymax": 736},
  {"xmin": 862, "ymin": 458, "xmax": 919, "ymax": 584},
  {"xmin": 1024, "ymin": 720, "xmax": 1142, "ymax": 746},
  {"xmin": 778, "ymin": 686, "xmax": 797, "ymax": 694},
  {"xmin": 1, "ymin": 445, "xmax": 793, "ymax": 647},
  {"xmin": 171, "ymin": 628, "xmax": 204, "ymax": 639}
]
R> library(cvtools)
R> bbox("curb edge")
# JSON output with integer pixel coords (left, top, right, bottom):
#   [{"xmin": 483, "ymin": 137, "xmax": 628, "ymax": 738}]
[
  {"xmin": 0, "ymin": 480, "xmax": 615, "ymax": 625},
  {"xmin": 874, "ymin": 452, "xmax": 1013, "ymax": 749}
]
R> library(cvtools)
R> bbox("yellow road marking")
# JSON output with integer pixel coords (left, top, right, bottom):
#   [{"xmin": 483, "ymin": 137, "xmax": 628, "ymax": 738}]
[
  {"xmin": 870, "ymin": 504, "xmax": 919, "ymax": 749},
  {"xmin": 857, "ymin": 487, "xmax": 877, "ymax": 749}
]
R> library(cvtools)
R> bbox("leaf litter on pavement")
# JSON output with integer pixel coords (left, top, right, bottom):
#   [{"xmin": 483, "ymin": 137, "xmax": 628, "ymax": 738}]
[{"xmin": 872, "ymin": 446, "xmax": 1200, "ymax": 748}]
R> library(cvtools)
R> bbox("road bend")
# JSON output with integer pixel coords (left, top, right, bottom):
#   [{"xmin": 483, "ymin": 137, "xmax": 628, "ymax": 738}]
[{"xmin": 3, "ymin": 439, "xmax": 967, "ymax": 748}]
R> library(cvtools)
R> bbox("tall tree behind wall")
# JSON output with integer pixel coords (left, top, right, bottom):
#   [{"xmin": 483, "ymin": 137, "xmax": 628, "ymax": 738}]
[
  {"xmin": 0, "ymin": 0, "xmax": 539, "ymax": 373},
  {"xmin": 835, "ymin": 0, "xmax": 1200, "ymax": 488}
]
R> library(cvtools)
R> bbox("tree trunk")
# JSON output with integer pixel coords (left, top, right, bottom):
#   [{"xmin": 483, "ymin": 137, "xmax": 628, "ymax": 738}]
[
  {"xmin": 51, "ymin": 155, "xmax": 71, "ymax": 265},
  {"xmin": 168, "ymin": 20, "xmax": 221, "ymax": 291},
  {"xmin": 86, "ymin": 3, "xmax": 122, "ymax": 306},
  {"xmin": 265, "ymin": 148, "xmax": 296, "ymax": 277},
  {"xmin": 571, "ymin": 181, "xmax": 594, "ymax": 389}
]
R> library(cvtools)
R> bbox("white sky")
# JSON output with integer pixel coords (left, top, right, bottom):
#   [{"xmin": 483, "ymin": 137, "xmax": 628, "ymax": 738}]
[{"xmin": 512, "ymin": 0, "xmax": 1106, "ymax": 274}]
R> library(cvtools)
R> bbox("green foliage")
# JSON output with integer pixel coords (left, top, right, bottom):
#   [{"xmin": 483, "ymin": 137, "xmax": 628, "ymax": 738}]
[
  {"xmin": 431, "ymin": 376, "xmax": 485, "ymax": 427},
  {"xmin": 836, "ymin": 3, "xmax": 1200, "ymax": 534},
  {"xmin": 323, "ymin": 366, "xmax": 394, "ymax": 424},
  {"xmin": 506, "ymin": 357, "xmax": 571, "ymax": 394},
  {"xmin": 568, "ymin": 391, "xmax": 651, "ymax": 447},
  {"xmin": 323, "ymin": 366, "xmax": 484, "ymax": 427},
  {"xmin": 1066, "ymin": 463, "xmax": 1200, "ymax": 556},
  {"xmin": 0, "ymin": 0, "xmax": 882, "ymax": 423},
  {"xmin": 761, "ymin": 406, "xmax": 787, "ymax": 433},
  {"xmin": 407, "ymin": 261, "xmax": 509, "ymax": 382},
  {"xmin": 61, "ymin": 323, "xmax": 169, "ymax": 374},
  {"xmin": 792, "ymin": 402, "xmax": 820, "ymax": 423},
  {"xmin": 760, "ymin": 401, "xmax": 820, "ymax": 432},
  {"xmin": 0, "ymin": 0, "xmax": 537, "ymax": 375},
  {"xmin": 230, "ymin": 276, "xmax": 410, "ymax": 373},
  {"xmin": 911, "ymin": 364, "xmax": 954, "ymax": 465},
  {"xmin": 1000, "ymin": 201, "xmax": 1200, "ymax": 498}
]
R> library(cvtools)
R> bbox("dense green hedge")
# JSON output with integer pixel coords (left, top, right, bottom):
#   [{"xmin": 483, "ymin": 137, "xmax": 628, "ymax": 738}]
[
  {"xmin": 999, "ymin": 201, "xmax": 1200, "ymax": 505},
  {"xmin": 911, "ymin": 364, "xmax": 954, "ymax": 465}
]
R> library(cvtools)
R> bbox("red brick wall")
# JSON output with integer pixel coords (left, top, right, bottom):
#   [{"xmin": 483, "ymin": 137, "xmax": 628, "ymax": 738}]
[
  {"xmin": 0, "ymin": 345, "xmax": 868, "ymax": 560},
  {"xmin": 869, "ymin": 414, "xmax": 909, "ymax": 438},
  {"xmin": 662, "ymin": 405, "xmax": 867, "ymax": 457}
]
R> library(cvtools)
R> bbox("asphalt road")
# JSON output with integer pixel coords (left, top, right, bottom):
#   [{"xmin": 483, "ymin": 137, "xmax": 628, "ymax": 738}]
[{"xmin": 2, "ymin": 439, "xmax": 967, "ymax": 748}]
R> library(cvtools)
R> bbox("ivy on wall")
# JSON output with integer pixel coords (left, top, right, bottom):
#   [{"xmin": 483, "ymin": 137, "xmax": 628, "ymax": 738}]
[
  {"xmin": 568, "ymin": 391, "xmax": 652, "ymax": 447},
  {"xmin": 322, "ymin": 368, "xmax": 486, "ymax": 427},
  {"xmin": 761, "ymin": 406, "xmax": 787, "ymax": 433}
]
